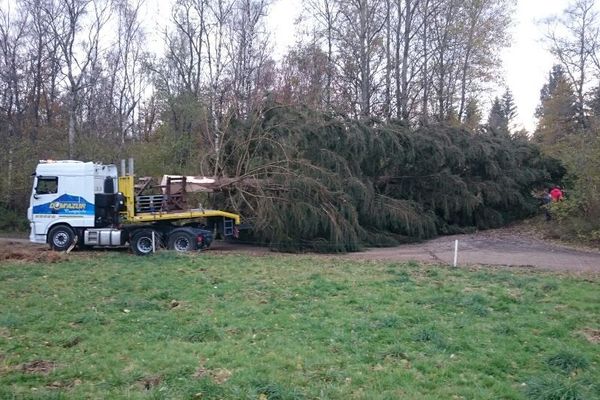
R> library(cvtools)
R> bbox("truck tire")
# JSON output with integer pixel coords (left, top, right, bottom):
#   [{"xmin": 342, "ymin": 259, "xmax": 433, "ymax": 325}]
[
  {"xmin": 130, "ymin": 229, "xmax": 161, "ymax": 256},
  {"xmin": 167, "ymin": 230, "xmax": 198, "ymax": 252},
  {"xmin": 48, "ymin": 225, "xmax": 76, "ymax": 252}
]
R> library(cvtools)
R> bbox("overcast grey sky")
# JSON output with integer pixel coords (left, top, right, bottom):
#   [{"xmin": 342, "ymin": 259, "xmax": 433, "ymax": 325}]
[{"xmin": 501, "ymin": 0, "xmax": 571, "ymax": 132}]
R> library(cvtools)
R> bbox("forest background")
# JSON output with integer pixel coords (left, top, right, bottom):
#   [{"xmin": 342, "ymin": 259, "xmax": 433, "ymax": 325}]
[{"xmin": 0, "ymin": 0, "xmax": 599, "ymax": 251}]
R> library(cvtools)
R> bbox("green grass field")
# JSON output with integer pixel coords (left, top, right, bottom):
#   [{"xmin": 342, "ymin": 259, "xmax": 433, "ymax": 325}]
[{"xmin": 0, "ymin": 252, "xmax": 598, "ymax": 399}]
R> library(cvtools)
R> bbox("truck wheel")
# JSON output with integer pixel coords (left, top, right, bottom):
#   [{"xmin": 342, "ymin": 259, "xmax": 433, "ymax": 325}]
[
  {"xmin": 130, "ymin": 229, "xmax": 161, "ymax": 256},
  {"xmin": 167, "ymin": 231, "xmax": 198, "ymax": 252},
  {"xmin": 48, "ymin": 225, "xmax": 76, "ymax": 252}
]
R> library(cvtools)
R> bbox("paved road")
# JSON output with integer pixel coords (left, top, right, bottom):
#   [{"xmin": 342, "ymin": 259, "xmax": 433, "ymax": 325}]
[
  {"xmin": 344, "ymin": 230, "xmax": 600, "ymax": 273},
  {"xmin": 2, "ymin": 229, "xmax": 599, "ymax": 272}
]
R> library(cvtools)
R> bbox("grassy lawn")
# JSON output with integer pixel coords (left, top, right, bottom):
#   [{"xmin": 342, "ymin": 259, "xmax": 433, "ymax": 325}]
[{"xmin": 0, "ymin": 252, "xmax": 598, "ymax": 399}]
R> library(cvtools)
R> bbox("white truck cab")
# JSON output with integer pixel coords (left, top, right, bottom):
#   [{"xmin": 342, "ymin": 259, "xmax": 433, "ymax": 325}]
[{"xmin": 28, "ymin": 160, "xmax": 118, "ymax": 245}]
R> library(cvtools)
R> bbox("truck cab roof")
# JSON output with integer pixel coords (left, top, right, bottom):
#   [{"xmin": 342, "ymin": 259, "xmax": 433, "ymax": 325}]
[{"xmin": 35, "ymin": 160, "xmax": 117, "ymax": 177}]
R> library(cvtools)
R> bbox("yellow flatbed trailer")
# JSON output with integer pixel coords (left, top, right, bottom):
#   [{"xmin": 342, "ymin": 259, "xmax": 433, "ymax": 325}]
[
  {"xmin": 128, "ymin": 209, "xmax": 240, "ymax": 224},
  {"xmin": 118, "ymin": 175, "xmax": 240, "ymax": 224}
]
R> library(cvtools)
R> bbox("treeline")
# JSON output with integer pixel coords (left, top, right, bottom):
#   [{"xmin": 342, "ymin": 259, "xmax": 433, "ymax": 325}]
[
  {"xmin": 533, "ymin": 0, "xmax": 600, "ymax": 243},
  {"xmin": 0, "ymin": 0, "xmax": 513, "ymax": 205}
]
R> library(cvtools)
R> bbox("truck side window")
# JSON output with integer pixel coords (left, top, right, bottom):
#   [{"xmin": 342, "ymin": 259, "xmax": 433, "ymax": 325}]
[{"xmin": 36, "ymin": 177, "xmax": 58, "ymax": 195}]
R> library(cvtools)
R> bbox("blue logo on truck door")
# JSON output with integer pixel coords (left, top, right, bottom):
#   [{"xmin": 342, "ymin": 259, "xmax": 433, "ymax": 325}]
[{"xmin": 32, "ymin": 194, "xmax": 94, "ymax": 215}]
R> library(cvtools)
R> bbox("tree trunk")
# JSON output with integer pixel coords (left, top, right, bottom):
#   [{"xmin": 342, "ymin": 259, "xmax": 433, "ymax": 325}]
[
  {"xmin": 384, "ymin": 0, "xmax": 391, "ymax": 118},
  {"xmin": 31, "ymin": 31, "xmax": 43, "ymax": 144},
  {"xmin": 400, "ymin": 0, "xmax": 413, "ymax": 121},
  {"xmin": 458, "ymin": 40, "xmax": 473, "ymax": 121},
  {"xmin": 395, "ymin": 0, "xmax": 402, "ymax": 119},
  {"xmin": 68, "ymin": 91, "xmax": 77, "ymax": 158},
  {"xmin": 578, "ymin": 11, "xmax": 586, "ymax": 127},
  {"xmin": 6, "ymin": 141, "xmax": 13, "ymax": 206},
  {"xmin": 359, "ymin": 0, "xmax": 370, "ymax": 117},
  {"xmin": 421, "ymin": 0, "xmax": 430, "ymax": 122},
  {"xmin": 326, "ymin": 11, "xmax": 333, "ymax": 108},
  {"xmin": 458, "ymin": 3, "xmax": 480, "ymax": 122}
]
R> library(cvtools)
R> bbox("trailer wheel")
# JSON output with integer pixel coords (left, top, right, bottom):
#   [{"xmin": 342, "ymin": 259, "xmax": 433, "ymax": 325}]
[
  {"xmin": 168, "ymin": 231, "xmax": 198, "ymax": 252},
  {"xmin": 130, "ymin": 229, "xmax": 161, "ymax": 256},
  {"xmin": 48, "ymin": 225, "xmax": 76, "ymax": 252}
]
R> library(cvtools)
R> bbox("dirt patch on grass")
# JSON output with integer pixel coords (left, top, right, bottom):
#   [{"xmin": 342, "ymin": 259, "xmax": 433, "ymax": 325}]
[
  {"xmin": 138, "ymin": 375, "xmax": 162, "ymax": 390},
  {"xmin": 193, "ymin": 360, "xmax": 232, "ymax": 385},
  {"xmin": 0, "ymin": 241, "xmax": 65, "ymax": 263},
  {"xmin": 581, "ymin": 328, "xmax": 600, "ymax": 344},
  {"xmin": 61, "ymin": 336, "xmax": 82, "ymax": 348},
  {"xmin": 211, "ymin": 368, "xmax": 232, "ymax": 384},
  {"xmin": 46, "ymin": 379, "xmax": 82, "ymax": 389},
  {"xmin": 20, "ymin": 360, "xmax": 57, "ymax": 374},
  {"xmin": 0, "ymin": 355, "xmax": 9, "ymax": 376}
]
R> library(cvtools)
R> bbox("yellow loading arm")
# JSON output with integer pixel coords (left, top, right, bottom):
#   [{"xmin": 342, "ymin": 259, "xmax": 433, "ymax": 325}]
[
  {"xmin": 117, "ymin": 175, "xmax": 240, "ymax": 225},
  {"xmin": 118, "ymin": 176, "xmax": 136, "ymax": 221}
]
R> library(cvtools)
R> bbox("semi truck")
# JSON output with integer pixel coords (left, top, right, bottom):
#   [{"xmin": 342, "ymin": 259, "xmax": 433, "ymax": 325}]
[{"xmin": 27, "ymin": 159, "xmax": 240, "ymax": 255}]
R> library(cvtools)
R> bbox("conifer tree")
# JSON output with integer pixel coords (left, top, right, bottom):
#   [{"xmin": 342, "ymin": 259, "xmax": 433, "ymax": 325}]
[
  {"xmin": 502, "ymin": 89, "xmax": 517, "ymax": 132},
  {"xmin": 535, "ymin": 65, "xmax": 579, "ymax": 146},
  {"xmin": 487, "ymin": 97, "xmax": 508, "ymax": 135},
  {"xmin": 464, "ymin": 98, "xmax": 482, "ymax": 133},
  {"xmin": 207, "ymin": 103, "xmax": 564, "ymax": 252}
]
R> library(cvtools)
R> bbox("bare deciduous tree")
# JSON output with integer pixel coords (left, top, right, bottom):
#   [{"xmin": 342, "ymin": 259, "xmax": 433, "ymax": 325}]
[
  {"xmin": 109, "ymin": 0, "xmax": 147, "ymax": 143},
  {"xmin": 43, "ymin": 0, "xmax": 110, "ymax": 157},
  {"xmin": 228, "ymin": 0, "xmax": 271, "ymax": 115},
  {"xmin": 545, "ymin": 0, "xmax": 600, "ymax": 127},
  {"xmin": 306, "ymin": 0, "xmax": 339, "ymax": 108},
  {"xmin": 0, "ymin": 5, "xmax": 28, "ymax": 204}
]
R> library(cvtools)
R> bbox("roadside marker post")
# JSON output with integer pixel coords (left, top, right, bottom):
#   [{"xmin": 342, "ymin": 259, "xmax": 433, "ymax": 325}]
[{"xmin": 453, "ymin": 240, "xmax": 458, "ymax": 267}]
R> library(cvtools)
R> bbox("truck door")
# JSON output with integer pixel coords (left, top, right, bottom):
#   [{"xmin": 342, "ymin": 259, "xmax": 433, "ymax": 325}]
[{"xmin": 28, "ymin": 176, "xmax": 59, "ymax": 241}]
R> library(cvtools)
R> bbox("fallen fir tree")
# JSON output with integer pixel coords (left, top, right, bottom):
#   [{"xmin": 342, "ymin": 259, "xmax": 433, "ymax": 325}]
[{"xmin": 140, "ymin": 103, "xmax": 565, "ymax": 252}]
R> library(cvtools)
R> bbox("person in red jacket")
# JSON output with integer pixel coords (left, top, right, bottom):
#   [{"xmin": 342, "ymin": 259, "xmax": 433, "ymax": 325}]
[{"xmin": 550, "ymin": 186, "xmax": 564, "ymax": 202}]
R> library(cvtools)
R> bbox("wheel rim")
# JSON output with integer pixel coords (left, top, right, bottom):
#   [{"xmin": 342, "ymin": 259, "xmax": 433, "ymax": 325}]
[
  {"xmin": 137, "ymin": 237, "xmax": 153, "ymax": 254},
  {"xmin": 173, "ymin": 236, "xmax": 190, "ymax": 252},
  {"xmin": 53, "ymin": 231, "xmax": 70, "ymax": 247}
]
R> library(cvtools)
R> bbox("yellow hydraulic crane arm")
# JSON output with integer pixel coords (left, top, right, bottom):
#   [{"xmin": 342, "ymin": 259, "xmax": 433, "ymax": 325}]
[{"xmin": 119, "ymin": 176, "xmax": 136, "ymax": 221}]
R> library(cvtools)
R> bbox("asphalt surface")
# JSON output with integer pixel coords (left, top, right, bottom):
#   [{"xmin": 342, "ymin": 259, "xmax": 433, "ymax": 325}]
[
  {"xmin": 343, "ymin": 231, "xmax": 600, "ymax": 272},
  {"xmin": 2, "ymin": 229, "xmax": 599, "ymax": 272}
]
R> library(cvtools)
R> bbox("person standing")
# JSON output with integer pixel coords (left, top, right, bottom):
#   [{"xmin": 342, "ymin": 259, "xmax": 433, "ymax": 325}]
[{"xmin": 542, "ymin": 188, "xmax": 552, "ymax": 221}]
